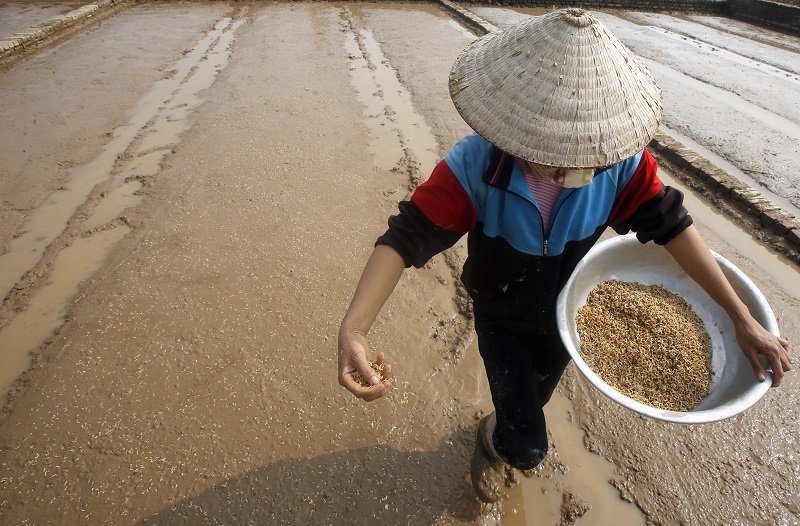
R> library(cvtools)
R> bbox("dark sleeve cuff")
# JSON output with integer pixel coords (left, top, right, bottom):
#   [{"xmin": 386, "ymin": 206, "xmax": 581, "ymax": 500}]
[
  {"xmin": 612, "ymin": 186, "xmax": 694, "ymax": 245},
  {"xmin": 375, "ymin": 200, "xmax": 464, "ymax": 268}
]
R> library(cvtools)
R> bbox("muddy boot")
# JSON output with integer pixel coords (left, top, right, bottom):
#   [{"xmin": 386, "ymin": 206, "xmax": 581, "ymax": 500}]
[{"xmin": 470, "ymin": 412, "xmax": 507, "ymax": 503}]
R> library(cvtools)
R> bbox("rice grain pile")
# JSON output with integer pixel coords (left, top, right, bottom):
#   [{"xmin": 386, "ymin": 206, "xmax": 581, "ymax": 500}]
[{"xmin": 576, "ymin": 280, "xmax": 712, "ymax": 411}]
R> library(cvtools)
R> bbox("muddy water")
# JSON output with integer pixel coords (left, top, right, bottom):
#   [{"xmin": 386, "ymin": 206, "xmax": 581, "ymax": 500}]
[
  {"xmin": 0, "ymin": 3, "xmax": 798, "ymax": 526},
  {"xmin": 631, "ymin": 12, "xmax": 800, "ymax": 73},
  {"xmin": 0, "ymin": 12, "xmax": 242, "ymax": 399},
  {"xmin": 0, "ymin": 1, "xmax": 87, "ymax": 38},
  {"xmin": 342, "ymin": 9, "xmax": 439, "ymax": 174},
  {"xmin": 658, "ymin": 169, "xmax": 800, "ymax": 300},
  {"xmin": 85, "ymin": 16, "xmax": 244, "ymax": 229},
  {"xmin": 645, "ymin": 25, "xmax": 800, "ymax": 82},
  {"xmin": 688, "ymin": 14, "xmax": 800, "ymax": 54},
  {"xmin": 0, "ymin": 3, "xmax": 231, "ymax": 255},
  {"xmin": 660, "ymin": 125, "xmax": 800, "ymax": 218},
  {"xmin": 509, "ymin": 390, "xmax": 646, "ymax": 526},
  {"xmin": 644, "ymin": 59, "xmax": 800, "ymax": 141},
  {"xmin": 0, "ymin": 226, "xmax": 129, "ymax": 396}
]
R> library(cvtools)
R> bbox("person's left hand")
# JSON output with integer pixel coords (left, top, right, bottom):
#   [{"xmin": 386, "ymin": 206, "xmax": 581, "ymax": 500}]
[{"xmin": 735, "ymin": 316, "xmax": 791, "ymax": 387}]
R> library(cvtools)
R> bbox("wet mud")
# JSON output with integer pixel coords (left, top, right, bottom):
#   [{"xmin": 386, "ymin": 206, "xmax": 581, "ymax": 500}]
[
  {"xmin": 0, "ymin": 0, "xmax": 88, "ymax": 38},
  {"xmin": 0, "ymin": 11, "xmax": 242, "ymax": 399},
  {"xmin": 0, "ymin": 3, "xmax": 798, "ymax": 526}
]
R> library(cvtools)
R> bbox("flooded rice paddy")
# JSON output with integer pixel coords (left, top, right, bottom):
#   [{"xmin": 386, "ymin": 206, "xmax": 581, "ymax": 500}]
[{"xmin": 0, "ymin": 2, "xmax": 798, "ymax": 525}]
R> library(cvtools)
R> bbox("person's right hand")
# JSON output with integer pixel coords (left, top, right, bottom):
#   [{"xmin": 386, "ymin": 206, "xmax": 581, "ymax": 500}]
[
  {"xmin": 733, "ymin": 314, "xmax": 791, "ymax": 387},
  {"xmin": 338, "ymin": 327, "xmax": 392, "ymax": 402}
]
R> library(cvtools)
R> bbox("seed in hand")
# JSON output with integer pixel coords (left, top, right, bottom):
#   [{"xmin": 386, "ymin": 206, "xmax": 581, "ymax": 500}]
[{"xmin": 351, "ymin": 361, "xmax": 389, "ymax": 387}]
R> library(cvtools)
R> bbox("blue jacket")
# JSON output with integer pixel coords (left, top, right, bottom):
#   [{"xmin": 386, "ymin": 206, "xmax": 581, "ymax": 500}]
[{"xmin": 377, "ymin": 133, "xmax": 692, "ymax": 334}]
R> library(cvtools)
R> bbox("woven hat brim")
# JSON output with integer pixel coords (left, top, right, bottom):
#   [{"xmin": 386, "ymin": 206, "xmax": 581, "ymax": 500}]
[{"xmin": 449, "ymin": 9, "xmax": 663, "ymax": 168}]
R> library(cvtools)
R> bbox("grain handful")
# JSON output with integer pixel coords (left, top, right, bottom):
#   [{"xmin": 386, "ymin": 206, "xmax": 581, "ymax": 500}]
[
  {"xmin": 576, "ymin": 280, "xmax": 712, "ymax": 411},
  {"xmin": 351, "ymin": 361, "xmax": 389, "ymax": 387}
]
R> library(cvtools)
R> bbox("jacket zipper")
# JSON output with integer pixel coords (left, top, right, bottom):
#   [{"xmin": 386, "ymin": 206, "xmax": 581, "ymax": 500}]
[
  {"xmin": 542, "ymin": 189, "xmax": 577, "ymax": 257},
  {"xmin": 538, "ymin": 190, "xmax": 576, "ymax": 331}
]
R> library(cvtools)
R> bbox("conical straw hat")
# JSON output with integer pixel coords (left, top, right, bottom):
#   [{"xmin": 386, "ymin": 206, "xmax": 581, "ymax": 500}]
[{"xmin": 449, "ymin": 8, "xmax": 663, "ymax": 168}]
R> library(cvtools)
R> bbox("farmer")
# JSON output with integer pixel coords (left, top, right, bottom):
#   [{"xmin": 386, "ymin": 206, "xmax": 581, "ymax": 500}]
[{"xmin": 337, "ymin": 8, "xmax": 791, "ymax": 503}]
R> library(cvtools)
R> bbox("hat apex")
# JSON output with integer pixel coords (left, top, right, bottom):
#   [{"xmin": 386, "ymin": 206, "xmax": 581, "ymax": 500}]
[{"xmin": 449, "ymin": 9, "xmax": 663, "ymax": 167}]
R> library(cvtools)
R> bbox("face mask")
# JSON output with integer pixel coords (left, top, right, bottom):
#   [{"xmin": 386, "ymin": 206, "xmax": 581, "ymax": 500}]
[
  {"xmin": 561, "ymin": 168, "xmax": 597, "ymax": 188},
  {"xmin": 526, "ymin": 161, "xmax": 597, "ymax": 188}
]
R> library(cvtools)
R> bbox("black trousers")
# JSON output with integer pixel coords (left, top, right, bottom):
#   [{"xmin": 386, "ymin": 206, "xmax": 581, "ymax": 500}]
[{"xmin": 474, "ymin": 309, "xmax": 572, "ymax": 470}]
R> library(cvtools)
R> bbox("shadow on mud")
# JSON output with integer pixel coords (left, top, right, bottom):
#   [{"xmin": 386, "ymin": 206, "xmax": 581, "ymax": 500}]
[{"xmin": 136, "ymin": 427, "xmax": 481, "ymax": 525}]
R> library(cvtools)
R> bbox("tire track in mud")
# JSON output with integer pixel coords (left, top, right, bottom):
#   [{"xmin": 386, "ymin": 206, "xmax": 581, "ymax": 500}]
[
  {"xmin": 340, "ymin": 6, "xmax": 474, "ymax": 362},
  {"xmin": 0, "ymin": 12, "xmax": 245, "ymax": 404}
]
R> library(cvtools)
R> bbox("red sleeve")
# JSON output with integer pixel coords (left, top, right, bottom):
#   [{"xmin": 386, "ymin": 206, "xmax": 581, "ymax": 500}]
[
  {"xmin": 608, "ymin": 149, "xmax": 664, "ymax": 227},
  {"xmin": 411, "ymin": 159, "xmax": 476, "ymax": 234}
]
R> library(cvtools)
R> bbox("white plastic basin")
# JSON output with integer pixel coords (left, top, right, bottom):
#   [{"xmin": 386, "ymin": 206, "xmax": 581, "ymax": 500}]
[{"xmin": 556, "ymin": 234, "xmax": 778, "ymax": 424}]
